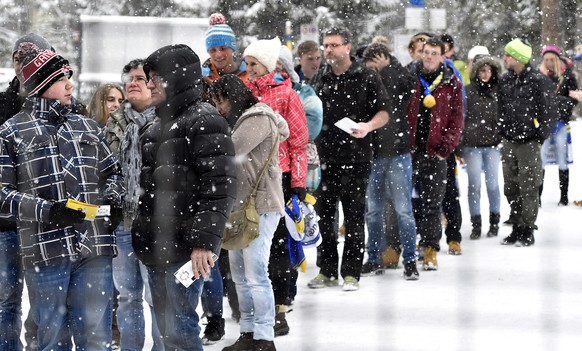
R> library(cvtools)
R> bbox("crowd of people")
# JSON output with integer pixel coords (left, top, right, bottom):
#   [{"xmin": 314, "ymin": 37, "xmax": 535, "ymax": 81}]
[{"xmin": 1, "ymin": 11, "xmax": 582, "ymax": 351}]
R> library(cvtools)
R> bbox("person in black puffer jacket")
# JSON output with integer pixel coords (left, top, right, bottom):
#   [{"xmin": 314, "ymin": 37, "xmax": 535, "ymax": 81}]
[{"xmin": 131, "ymin": 44, "xmax": 236, "ymax": 350}]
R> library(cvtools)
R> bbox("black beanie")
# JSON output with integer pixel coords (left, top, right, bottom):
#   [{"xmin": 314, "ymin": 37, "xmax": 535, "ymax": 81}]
[{"xmin": 20, "ymin": 50, "xmax": 73, "ymax": 97}]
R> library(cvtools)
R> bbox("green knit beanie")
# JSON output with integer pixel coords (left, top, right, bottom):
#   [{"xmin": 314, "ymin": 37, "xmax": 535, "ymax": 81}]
[{"xmin": 504, "ymin": 39, "xmax": 532, "ymax": 64}]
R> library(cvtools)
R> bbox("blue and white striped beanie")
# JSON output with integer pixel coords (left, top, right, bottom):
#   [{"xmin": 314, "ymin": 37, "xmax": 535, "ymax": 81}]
[{"xmin": 205, "ymin": 13, "xmax": 237, "ymax": 52}]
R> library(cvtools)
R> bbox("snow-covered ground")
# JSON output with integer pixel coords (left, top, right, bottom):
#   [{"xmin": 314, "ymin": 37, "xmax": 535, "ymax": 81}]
[{"xmin": 22, "ymin": 121, "xmax": 582, "ymax": 350}]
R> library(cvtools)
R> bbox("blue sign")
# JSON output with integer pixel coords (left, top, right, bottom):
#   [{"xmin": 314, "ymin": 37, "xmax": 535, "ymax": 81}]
[{"xmin": 410, "ymin": 0, "xmax": 424, "ymax": 6}]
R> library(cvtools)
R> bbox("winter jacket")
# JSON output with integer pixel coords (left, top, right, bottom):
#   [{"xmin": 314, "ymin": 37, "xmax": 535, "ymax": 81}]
[
  {"xmin": 247, "ymin": 72, "xmax": 308, "ymax": 188},
  {"xmin": 231, "ymin": 103, "xmax": 289, "ymax": 215},
  {"xmin": 373, "ymin": 54, "xmax": 416, "ymax": 158},
  {"xmin": 498, "ymin": 65, "xmax": 555, "ymax": 143},
  {"xmin": 0, "ymin": 97, "xmax": 124, "ymax": 269},
  {"xmin": 291, "ymin": 81, "xmax": 323, "ymax": 141},
  {"xmin": 311, "ymin": 59, "xmax": 390, "ymax": 164},
  {"xmin": 461, "ymin": 56, "xmax": 502, "ymax": 148},
  {"xmin": 540, "ymin": 59, "xmax": 578, "ymax": 123},
  {"xmin": 407, "ymin": 61, "xmax": 465, "ymax": 158},
  {"xmin": 132, "ymin": 44, "xmax": 236, "ymax": 267}
]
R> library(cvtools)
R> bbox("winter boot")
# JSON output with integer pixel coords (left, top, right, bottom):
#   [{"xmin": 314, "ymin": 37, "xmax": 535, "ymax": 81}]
[
  {"xmin": 202, "ymin": 316, "xmax": 225, "ymax": 345},
  {"xmin": 382, "ymin": 246, "xmax": 401, "ymax": 269},
  {"xmin": 559, "ymin": 169, "xmax": 569, "ymax": 206},
  {"xmin": 501, "ymin": 225, "xmax": 521, "ymax": 245},
  {"xmin": 486, "ymin": 213, "xmax": 500, "ymax": 237},
  {"xmin": 252, "ymin": 339, "xmax": 277, "ymax": 351},
  {"xmin": 222, "ymin": 332, "xmax": 254, "ymax": 351},
  {"xmin": 516, "ymin": 226, "xmax": 535, "ymax": 247},
  {"xmin": 470, "ymin": 215, "xmax": 482, "ymax": 240},
  {"xmin": 274, "ymin": 305, "xmax": 289, "ymax": 336}
]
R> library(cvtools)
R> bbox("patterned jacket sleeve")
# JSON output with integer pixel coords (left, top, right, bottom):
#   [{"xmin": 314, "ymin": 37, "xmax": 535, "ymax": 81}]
[{"xmin": 285, "ymin": 90, "xmax": 309, "ymax": 188}]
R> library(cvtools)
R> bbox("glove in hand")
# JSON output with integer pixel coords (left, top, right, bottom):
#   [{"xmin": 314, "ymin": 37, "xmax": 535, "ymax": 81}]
[
  {"xmin": 290, "ymin": 187, "xmax": 307, "ymax": 202},
  {"xmin": 48, "ymin": 202, "xmax": 86, "ymax": 228}
]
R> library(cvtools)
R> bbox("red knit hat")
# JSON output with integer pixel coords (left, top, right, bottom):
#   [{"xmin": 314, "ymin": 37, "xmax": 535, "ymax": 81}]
[{"xmin": 20, "ymin": 50, "xmax": 72, "ymax": 97}]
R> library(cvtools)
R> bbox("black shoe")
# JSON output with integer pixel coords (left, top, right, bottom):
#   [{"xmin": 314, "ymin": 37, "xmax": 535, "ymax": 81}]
[
  {"xmin": 486, "ymin": 224, "xmax": 499, "ymax": 237},
  {"xmin": 470, "ymin": 215, "xmax": 482, "ymax": 240},
  {"xmin": 501, "ymin": 226, "xmax": 520, "ymax": 245},
  {"xmin": 403, "ymin": 262, "xmax": 419, "ymax": 281},
  {"xmin": 252, "ymin": 339, "xmax": 277, "ymax": 351},
  {"xmin": 516, "ymin": 228, "xmax": 535, "ymax": 247},
  {"xmin": 274, "ymin": 306, "xmax": 289, "ymax": 337},
  {"xmin": 202, "ymin": 317, "xmax": 225, "ymax": 345},
  {"xmin": 361, "ymin": 261, "xmax": 384, "ymax": 276},
  {"xmin": 222, "ymin": 332, "xmax": 254, "ymax": 351},
  {"xmin": 503, "ymin": 217, "xmax": 516, "ymax": 225}
]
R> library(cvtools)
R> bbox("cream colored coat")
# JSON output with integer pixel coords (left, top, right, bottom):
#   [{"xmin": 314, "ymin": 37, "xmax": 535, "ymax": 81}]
[{"xmin": 231, "ymin": 103, "xmax": 289, "ymax": 215}]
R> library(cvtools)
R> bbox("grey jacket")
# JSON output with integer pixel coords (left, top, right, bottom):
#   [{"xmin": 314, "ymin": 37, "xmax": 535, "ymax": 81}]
[{"xmin": 231, "ymin": 103, "xmax": 289, "ymax": 215}]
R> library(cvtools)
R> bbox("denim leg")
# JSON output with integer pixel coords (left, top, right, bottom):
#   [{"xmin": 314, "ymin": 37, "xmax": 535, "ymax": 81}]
[
  {"xmin": 201, "ymin": 263, "xmax": 224, "ymax": 318},
  {"xmin": 113, "ymin": 224, "xmax": 145, "ymax": 351},
  {"xmin": 365, "ymin": 158, "xmax": 389, "ymax": 265},
  {"xmin": 554, "ymin": 124, "xmax": 569, "ymax": 171},
  {"xmin": 385, "ymin": 154, "xmax": 417, "ymax": 264},
  {"xmin": 230, "ymin": 212, "xmax": 278, "ymax": 341},
  {"xmin": 463, "ymin": 147, "xmax": 484, "ymax": 217},
  {"xmin": 482, "ymin": 147, "xmax": 502, "ymax": 215},
  {"xmin": 413, "ymin": 154, "xmax": 447, "ymax": 251},
  {"xmin": 68, "ymin": 256, "xmax": 114, "ymax": 350},
  {"xmin": 147, "ymin": 263, "xmax": 204, "ymax": 351},
  {"xmin": 0, "ymin": 229, "xmax": 23, "ymax": 351}
]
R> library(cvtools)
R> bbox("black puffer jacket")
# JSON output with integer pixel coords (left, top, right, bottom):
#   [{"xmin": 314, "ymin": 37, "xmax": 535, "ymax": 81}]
[
  {"xmin": 543, "ymin": 60, "xmax": 578, "ymax": 123},
  {"xmin": 461, "ymin": 56, "xmax": 502, "ymax": 148},
  {"xmin": 131, "ymin": 44, "xmax": 236, "ymax": 267},
  {"xmin": 372, "ymin": 55, "xmax": 415, "ymax": 158},
  {"xmin": 498, "ymin": 65, "xmax": 555, "ymax": 143}
]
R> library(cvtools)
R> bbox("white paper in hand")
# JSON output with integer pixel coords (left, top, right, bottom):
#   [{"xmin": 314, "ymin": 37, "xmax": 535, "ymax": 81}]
[
  {"xmin": 334, "ymin": 117, "xmax": 359, "ymax": 134},
  {"xmin": 174, "ymin": 253, "xmax": 219, "ymax": 288}
]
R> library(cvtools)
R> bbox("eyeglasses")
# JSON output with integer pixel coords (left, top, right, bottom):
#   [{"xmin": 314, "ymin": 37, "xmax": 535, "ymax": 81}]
[
  {"xmin": 146, "ymin": 73, "xmax": 164, "ymax": 85},
  {"xmin": 121, "ymin": 74, "xmax": 147, "ymax": 84},
  {"xmin": 423, "ymin": 50, "xmax": 442, "ymax": 57},
  {"xmin": 322, "ymin": 43, "xmax": 346, "ymax": 50}
]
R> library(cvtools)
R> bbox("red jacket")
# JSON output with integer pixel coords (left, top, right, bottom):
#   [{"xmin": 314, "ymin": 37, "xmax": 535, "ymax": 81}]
[
  {"xmin": 407, "ymin": 62, "xmax": 464, "ymax": 158},
  {"xmin": 247, "ymin": 72, "xmax": 308, "ymax": 188}
]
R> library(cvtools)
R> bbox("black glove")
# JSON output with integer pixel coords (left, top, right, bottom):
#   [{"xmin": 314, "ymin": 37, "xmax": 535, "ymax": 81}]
[
  {"xmin": 48, "ymin": 202, "xmax": 86, "ymax": 228},
  {"xmin": 290, "ymin": 187, "xmax": 307, "ymax": 202},
  {"xmin": 107, "ymin": 206, "xmax": 123, "ymax": 230}
]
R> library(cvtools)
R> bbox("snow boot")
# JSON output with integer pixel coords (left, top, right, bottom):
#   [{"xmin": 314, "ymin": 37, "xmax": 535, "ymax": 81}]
[
  {"xmin": 501, "ymin": 225, "xmax": 521, "ymax": 245},
  {"xmin": 274, "ymin": 305, "xmax": 289, "ymax": 336},
  {"xmin": 559, "ymin": 169, "xmax": 569, "ymax": 206},
  {"xmin": 222, "ymin": 332, "xmax": 254, "ymax": 351},
  {"xmin": 202, "ymin": 316, "xmax": 225, "ymax": 345},
  {"xmin": 516, "ymin": 226, "xmax": 535, "ymax": 247},
  {"xmin": 470, "ymin": 215, "xmax": 482, "ymax": 240},
  {"xmin": 486, "ymin": 213, "xmax": 500, "ymax": 237}
]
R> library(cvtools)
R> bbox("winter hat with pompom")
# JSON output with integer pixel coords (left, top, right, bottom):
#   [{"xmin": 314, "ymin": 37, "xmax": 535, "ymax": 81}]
[
  {"xmin": 12, "ymin": 33, "xmax": 53, "ymax": 59},
  {"xmin": 205, "ymin": 13, "xmax": 237, "ymax": 52},
  {"xmin": 20, "ymin": 50, "xmax": 72, "ymax": 97},
  {"xmin": 243, "ymin": 37, "xmax": 282, "ymax": 73}
]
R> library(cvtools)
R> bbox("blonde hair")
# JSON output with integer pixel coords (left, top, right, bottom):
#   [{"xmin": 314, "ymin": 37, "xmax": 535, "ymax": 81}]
[
  {"xmin": 539, "ymin": 52, "xmax": 564, "ymax": 91},
  {"xmin": 88, "ymin": 83, "xmax": 124, "ymax": 127},
  {"xmin": 372, "ymin": 35, "xmax": 391, "ymax": 51}
]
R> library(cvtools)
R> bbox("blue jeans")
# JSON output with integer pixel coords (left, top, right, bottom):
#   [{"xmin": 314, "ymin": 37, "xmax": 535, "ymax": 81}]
[
  {"xmin": 366, "ymin": 154, "xmax": 417, "ymax": 264},
  {"xmin": 201, "ymin": 262, "xmax": 224, "ymax": 319},
  {"xmin": 0, "ymin": 229, "xmax": 23, "ymax": 351},
  {"xmin": 463, "ymin": 146, "xmax": 502, "ymax": 217},
  {"xmin": 147, "ymin": 262, "xmax": 204, "ymax": 351},
  {"xmin": 113, "ymin": 223, "xmax": 147, "ymax": 351},
  {"xmin": 25, "ymin": 256, "xmax": 113, "ymax": 350},
  {"xmin": 229, "ymin": 212, "xmax": 279, "ymax": 341},
  {"xmin": 541, "ymin": 123, "xmax": 569, "ymax": 170}
]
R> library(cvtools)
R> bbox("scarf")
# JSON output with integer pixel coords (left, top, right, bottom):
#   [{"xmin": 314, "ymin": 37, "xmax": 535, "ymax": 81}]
[{"xmin": 120, "ymin": 105, "xmax": 156, "ymax": 230}]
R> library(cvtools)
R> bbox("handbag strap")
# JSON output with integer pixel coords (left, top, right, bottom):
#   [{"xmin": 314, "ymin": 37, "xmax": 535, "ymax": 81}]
[{"xmin": 250, "ymin": 123, "xmax": 279, "ymax": 197}]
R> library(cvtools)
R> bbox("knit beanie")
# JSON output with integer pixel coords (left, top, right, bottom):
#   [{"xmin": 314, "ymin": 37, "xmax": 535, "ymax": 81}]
[
  {"xmin": 504, "ymin": 39, "xmax": 532, "ymax": 64},
  {"xmin": 12, "ymin": 33, "xmax": 53, "ymax": 58},
  {"xmin": 243, "ymin": 37, "xmax": 282, "ymax": 73},
  {"xmin": 541, "ymin": 45, "xmax": 562, "ymax": 57},
  {"xmin": 467, "ymin": 45, "xmax": 490, "ymax": 62},
  {"xmin": 278, "ymin": 45, "xmax": 300, "ymax": 83},
  {"xmin": 205, "ymin": 13, "xmax": 237, "ymax": 52},
  {"xmin": 20, "ymin": 50, "xmax": 72, "ymax": 97}
]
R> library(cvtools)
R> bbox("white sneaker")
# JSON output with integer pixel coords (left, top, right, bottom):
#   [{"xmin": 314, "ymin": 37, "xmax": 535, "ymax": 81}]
[{"xmin": 342, "ymin": 276, "xmax": 360, "ymax": 291}]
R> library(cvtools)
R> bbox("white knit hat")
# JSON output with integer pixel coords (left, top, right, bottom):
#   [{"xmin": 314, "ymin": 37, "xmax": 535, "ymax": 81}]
[
  {"xmin": 243, "ymin": 37, "xmax": 281, "ymax": 73},
  {"xmin": 467, "ymin": 46, "xmax": 490, "ymax": 62}
]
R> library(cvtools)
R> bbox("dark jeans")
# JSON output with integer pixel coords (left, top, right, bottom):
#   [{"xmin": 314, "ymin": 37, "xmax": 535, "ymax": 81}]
[
  {"xmin": 269, "ymin": 173, "xmax": 292, "ymax": 306},
  {"xmin": 412, "ymin": 153, "xmax": 447, "ymax": 251},
  {"xmin": 316, "ymin": 162, "xmax": 370, "ymax": 280},
  {"xmin": 442, "ymin": 153, "xmax": 462, "ymax": 243}
]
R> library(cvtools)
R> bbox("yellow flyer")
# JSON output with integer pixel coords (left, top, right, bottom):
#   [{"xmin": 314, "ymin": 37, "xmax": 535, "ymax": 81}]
[{"xmin": 65, "ymin": 199, "xmax": 99, "ymax": 220}]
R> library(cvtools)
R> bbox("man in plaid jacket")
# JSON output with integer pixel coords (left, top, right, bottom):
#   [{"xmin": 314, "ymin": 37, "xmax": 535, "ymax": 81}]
[{"xmin": 0, "ymin": 49, "xmax": 124, "ymax": 349}]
